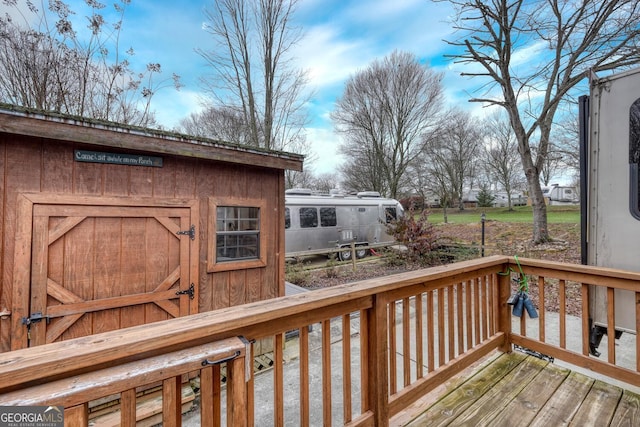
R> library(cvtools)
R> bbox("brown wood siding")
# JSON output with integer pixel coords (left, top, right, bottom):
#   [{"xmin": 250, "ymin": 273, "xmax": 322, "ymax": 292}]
[{"xmin": 0, "ymin": 133, "xmax": 285, "ymax": 351}]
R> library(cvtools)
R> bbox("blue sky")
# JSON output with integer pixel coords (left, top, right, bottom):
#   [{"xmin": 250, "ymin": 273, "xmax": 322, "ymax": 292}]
[{"xmin": 6, "ymin": 0, "xmax": 486, "ymax": 174}]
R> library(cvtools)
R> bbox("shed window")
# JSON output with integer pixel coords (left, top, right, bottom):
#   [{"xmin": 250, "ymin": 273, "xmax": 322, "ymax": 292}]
[
  {"xmin": 631, "ymin": 98, "xmax": 640, "ymax": 219},
  {"xmin": 208, "ymin": 197, "xmax": 267, "ymax": 272},
  {"xmin": 216, "ymin": 206, "xmax": 259, "ymax": 261},
  {"xmin": 320, "ymin": 207, "xmax": 337, "ymax": 227},
  {"xmin": 300, "ymin": 207, "xmax": 318, "ymax": 228}
]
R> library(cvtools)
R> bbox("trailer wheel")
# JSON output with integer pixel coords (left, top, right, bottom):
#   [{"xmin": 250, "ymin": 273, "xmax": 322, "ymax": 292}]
[
  {"xmin": 338, "ymin": 247, "xmax": 352, "ymax": 261},
  {"xmin": 355, "ymin": 246, "xmax": 369, "ymax": 259}
]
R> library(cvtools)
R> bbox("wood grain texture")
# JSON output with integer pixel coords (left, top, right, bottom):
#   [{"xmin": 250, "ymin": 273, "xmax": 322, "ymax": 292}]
[{"xmin": 1, "ymin": 132, "xmax": 286, "ymax": 351}]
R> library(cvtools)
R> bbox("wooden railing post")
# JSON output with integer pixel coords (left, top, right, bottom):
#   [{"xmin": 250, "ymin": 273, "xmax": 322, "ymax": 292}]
[
  {"xmin": 227, "ymin": 353, "xmax": 248, "ymax": 427},
  {"xmin": 497, "ymin": 263, "xmax": 512, "ymax": 353},
  {"xmin": 367, "ymin": 294, "xmax": 389, "ymax": 426}
]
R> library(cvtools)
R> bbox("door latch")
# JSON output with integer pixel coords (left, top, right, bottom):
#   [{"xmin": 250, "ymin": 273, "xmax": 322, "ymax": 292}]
[
  {"xmin": 176, "ymin": 283, "xmax": 195, "ymax": 299},
  {"xmin": 21, "ymin": 312, "xmax": 50, "ymax": 326}
]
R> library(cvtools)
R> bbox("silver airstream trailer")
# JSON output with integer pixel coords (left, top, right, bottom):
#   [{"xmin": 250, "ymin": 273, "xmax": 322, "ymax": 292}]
[
  {"xmin": 285, "ymin": 189, "xmax": 403, "ymax": 260},
  {"xmin": 582, "ymin": 67, "xmax": 640, "ymax": 355}
]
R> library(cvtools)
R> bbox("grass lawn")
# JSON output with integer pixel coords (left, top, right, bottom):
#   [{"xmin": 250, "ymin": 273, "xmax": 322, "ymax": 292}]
[{"xmin": 426, "ymin": 204, "xmax": 580, "ymax": 224}]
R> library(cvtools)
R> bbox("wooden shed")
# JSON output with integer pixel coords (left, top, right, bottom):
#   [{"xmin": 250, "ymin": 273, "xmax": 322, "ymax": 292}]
[{"xmin": 0, "ymin": 105, "xmax": 304, "ymax": 352}]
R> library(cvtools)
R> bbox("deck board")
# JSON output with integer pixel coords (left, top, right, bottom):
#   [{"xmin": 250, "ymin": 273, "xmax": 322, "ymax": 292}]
[{"xmin": 404, "ymin": 352, "xmax": 640, "ymax": 427}]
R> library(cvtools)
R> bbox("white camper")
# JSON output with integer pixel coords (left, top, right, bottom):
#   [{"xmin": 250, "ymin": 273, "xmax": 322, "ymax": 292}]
[
  {"xmin": 543, "ymin": 184, "xmax": 579, "ymax": 204},
  {"xmin": 584, "ymin": 67, "xmax": 640, "ymax": 355},
  {"xmin": 285, "ymin": 189, "xmax": 403, "ymax": 260}
]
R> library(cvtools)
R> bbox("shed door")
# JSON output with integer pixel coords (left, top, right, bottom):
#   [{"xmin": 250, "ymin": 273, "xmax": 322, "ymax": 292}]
[{"xmin": 17, "ymin": 201, "xmax": 197, "ymax": 347}]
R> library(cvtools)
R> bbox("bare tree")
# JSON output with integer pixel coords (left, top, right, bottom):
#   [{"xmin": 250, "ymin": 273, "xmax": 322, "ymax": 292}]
[
  {"xmin": 179, "ymin": 106, "xmax": 252, "ymax": 143},
  {"xmin": 0, "ymin": 0, "xmax": 180, "ymax": 127},
  {"xmin": 441, "ymin": 0, "xmax": 640, "ymax": 242},
  {"xmin": 332, "ymin": 50, "xmax": 445, "ymax": 199},
  {"xmin": 483, "ymin": 111, "xmax": 525, "ymax": 210},
  {"xmin": 422, "ymin": 109, "xmax": 483, "ymax": 212},
  {"xmin": 198, "ymin": 0, "xmax": 308, "ymax": 152}
]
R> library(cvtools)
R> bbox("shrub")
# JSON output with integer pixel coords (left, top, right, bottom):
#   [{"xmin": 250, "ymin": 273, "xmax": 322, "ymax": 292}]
[
  {"xmin": 386, "ymin": 208, "xmax": 441, "ymax": 266},
  {"xmin": 285, "ymin": 259, "xmax": 311, "ymax": 286}
]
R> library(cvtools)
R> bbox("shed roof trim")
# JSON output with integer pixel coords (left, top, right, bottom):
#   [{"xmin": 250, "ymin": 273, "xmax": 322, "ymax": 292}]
[{"xmin": 0, "ymin": 104, "xmax": 304, "ymax": 171}]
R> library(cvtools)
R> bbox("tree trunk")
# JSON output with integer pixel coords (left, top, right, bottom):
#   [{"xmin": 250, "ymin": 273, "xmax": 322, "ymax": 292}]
[{"xmin": 525, "ymin": 167, "xmax": 550, "ymax": 243}]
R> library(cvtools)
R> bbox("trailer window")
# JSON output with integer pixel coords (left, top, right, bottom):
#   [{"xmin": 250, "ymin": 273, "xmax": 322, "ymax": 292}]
[
  {"xmin": 300, "ymin": 207, "xmax": 318, "ymax": 228},
  {"xmin": 320, "ymin": 207, "xmax": 337, "ymax": 227},
  {"xmin": 285, "ymin": 208, "xmax": 290, "ymax": 229},
  {"xmin": 631, "ymin": 98, "xmax": 640, "ymax": 218},
  {"xmin": 208, "ymin": 197, "xmax": 267, "ymax": 272},
  {"xmin": 385, "ymin": 207, "xmax": 397, "ymax": 223}
]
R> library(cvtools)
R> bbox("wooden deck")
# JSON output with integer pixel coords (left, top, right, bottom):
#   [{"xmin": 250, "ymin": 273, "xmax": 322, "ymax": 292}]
[{"xmin": 403, "ymin": 351, "xmax": 640, "ymax": 426}]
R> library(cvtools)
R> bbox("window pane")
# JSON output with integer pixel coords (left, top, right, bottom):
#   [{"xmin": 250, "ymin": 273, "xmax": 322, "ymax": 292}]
[
  {"xmin": 632, "ymin": 99, "xmax": 640, "ymax": 216},
  {"xmin": 216, "ymin": 205, "xmax": 260, "ymax": 262},
  {"xmin": 285, "ymin": 208, "xmax": 290, "ymax": 229},
  {"xmin": 385, "ymin": 207, "xmax": 397, "ymax": 223},
  {"xmin": 300, "ymin": 207, "xmax": 318, "ymax": 228},
  {"xmin": 320, "ymin": 207, "xmax": 337, "ymax": 227}
]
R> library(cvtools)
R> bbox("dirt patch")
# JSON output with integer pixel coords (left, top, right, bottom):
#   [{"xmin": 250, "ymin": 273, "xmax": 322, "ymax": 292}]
[{"xmin": 292, "ymin": 221, "xmax": 583, "ymax": 315}]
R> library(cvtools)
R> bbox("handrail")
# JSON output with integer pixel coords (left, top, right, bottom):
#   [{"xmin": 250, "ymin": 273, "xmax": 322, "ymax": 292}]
[
  {"xmin": 1, "ymin": 254, "xmax": 639, "ymax": 426},
  {"xmin": 0, "ymin": 255, "xmax": 508, "ymax": 393}
]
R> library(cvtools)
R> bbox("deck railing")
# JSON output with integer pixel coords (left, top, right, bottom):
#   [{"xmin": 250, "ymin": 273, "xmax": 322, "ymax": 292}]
[{"xmin": 0, "ymin": 255, "xmax": 638, "ymax": 426}]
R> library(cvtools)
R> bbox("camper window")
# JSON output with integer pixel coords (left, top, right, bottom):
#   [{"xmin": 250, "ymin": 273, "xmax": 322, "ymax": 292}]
[
  {"xmin": 300, "ymin": 207, "xmax": 318, "ymax": 228},
  {"xmin": 385, "ymin": 206, "xmax": 397, "ymax": 223},
  {"xmin": 631, "ymin": 98, "xmax": 640, "ymax": 218},
  {"xmin": 320, "ymin": 207, "xmax": 337, "ymax": 227},
  {"xmin": 207, "ymin": 197, "xmax": 267, "ymax": 272},
  {"xmin": 285, "ymin": 208, "xmax": 290, "ymax": 229}
]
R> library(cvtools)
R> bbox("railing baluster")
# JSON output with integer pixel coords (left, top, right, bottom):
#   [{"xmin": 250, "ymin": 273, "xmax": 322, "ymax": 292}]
[
  {"xmin": 120, "ymin": 389, "xmax": 136, "ymax": 427},
  {"xmin": 607, "ymin": 287, "xmax": 616, "ymax": 364},
  {"xmin": 275, "ymin": 333, "xmax": 284, "ymax": 427},
  {"xmin": 300, "ymin": 325, "xmax": 310, "ymax": 427},
  {"xmin": 474, "ymin": 278, "xmax": 481, "ymax": 346},
  {"xmin": 415, "ymin": 293, "xmax": 424, "ymax": 379},
  {"xmin": 438, "ymin": 289, "xmax": 445, "ymax": 367},
  {"xmin": 497, "ymin": 265, "xmax": 512, "ymax": 353},
  {"xmin": 389, "ymin": 301, "xmax": 397, "ymax": 394},
  {"xmin": 560, "ymin": 279, "xmax": 567, "ymax": 349},
  {"xmin": 457, "ymin": 283, "xmax": 464, "ymax": 356},
  {"xmin": 342, "ymin": 314, "xmax": 352, "ymax": 424},
  {"xmin": 65, "ymin": 404, "xmax": 88, "ymax": 426},
  {"xmin": 582, "ymin": 284, "xmax": 590, "ymax": 356},
  {"xmin": 359, "ymin": 308, "xmax": 369, "ymax": 414},
  {"xmin": 322, "ymin": 319, "xmax": 332, "ymax": 427},
  {"xmin": 447, "ymin": 286, "xmax": 455, "ymax": 362},
  {"xmin": 403, "ymin": 298, "xmax": 411, "ymax": 387},
  {"xmin": 465, "ymin": 282, "xmax": 473, "ymax": 351},
  {"xmin": 427, "ymin": 290, "xmax": 435, "ymax": 372},
  {"xmin": 481, "ymin": 276, "xmax": 488, "ymax": 341},
  {"xmin": 539, "ymin": 276, "xmax": 546, "ymax": 343},
  {"xmin": 482, "ymin": 276, "xmax": 491, "ymax": 341},
  {"xmin": 200, "ymin": 365, "xmax": 220, "ymax": 427},
  {"xmin": 247, "ymin": 344, "xmax": 255, "ymax": 427},
  {"xmin": 228, "ymin": 353, "xmax": 248, "ymax": 427},
  {"xmin": 162, "ymin": 376, "xmax": 181, "ymax": 427}
]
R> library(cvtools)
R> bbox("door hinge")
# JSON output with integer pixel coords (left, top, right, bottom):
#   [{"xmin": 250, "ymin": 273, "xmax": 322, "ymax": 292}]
[
  {"xmin": 176, "ymin": 283, "xmax": 195, "ymax": 300},
  {"xmin": 21, "ymin": 312, "xmax": 50, "ymax": 326},
  {"xmin": 176, "ymin": 225, "xmax": 196, "ymax": 240}
]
